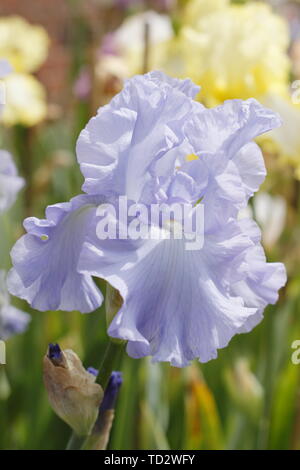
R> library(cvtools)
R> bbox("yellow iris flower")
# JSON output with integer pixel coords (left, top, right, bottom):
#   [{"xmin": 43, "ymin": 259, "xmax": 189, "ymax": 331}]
[
  {"xmin": 154, "ymin": 1, "xmax": 290, "ymax": 105},
  {"xmin": 0, "ymin": 16, "xmax": 49, "ymax": 74},
  {"xmin": 1, "ymin": 73, "xmax": 47, "ymax": 127},
  {"xmin": 261, "ymin": 92, "xmax": 300, "ymax": 179},
  {"xmin": 0, "ymin": 16, "xmax": 49, "ymax": 127},
  {"xmin": 152, "ymin": 0, "xmax": 300, "ymax": 176}
]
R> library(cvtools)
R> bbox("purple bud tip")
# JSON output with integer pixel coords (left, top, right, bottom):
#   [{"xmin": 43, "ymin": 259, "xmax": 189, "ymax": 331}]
[
  {"xmin": 87, "ymin": 366, "xmax": 99, "ymax": 377},
  {"xmin": 48, "ymin": 343, "xmax": 62, "ymax": 360},
  {"xmin": 100, "ymin": 371, "xmax": 123, "ymax": 412}
]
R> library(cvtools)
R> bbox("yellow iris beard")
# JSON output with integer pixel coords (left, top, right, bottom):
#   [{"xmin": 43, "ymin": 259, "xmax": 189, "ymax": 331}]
[{"xmin": 186, "ymin": 154, "xmax": 199, "ymax": 162}]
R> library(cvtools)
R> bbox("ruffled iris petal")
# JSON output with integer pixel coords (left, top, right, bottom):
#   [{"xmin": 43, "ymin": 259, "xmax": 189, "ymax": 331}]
[
  {"xmin": 8, "ymin": 195, "xmax": 103, "ymax": 312},
  {"xmin": 79, "ymin": 216, "xmax": 264, "ymax": 366},
  {"xmin": 231, "ymin": 218, "xmax": 287, "ymax": 331},
  {"xmin": 182, "ymin": 99, "xmax": 280, "ymax": 230},
  {"xmin": 186, "ymin": 98, "xmax": 281, "ymax": 158},
  {"xmin": 77, "ymin": 72, "xmax": 197, "ymax": 202}
]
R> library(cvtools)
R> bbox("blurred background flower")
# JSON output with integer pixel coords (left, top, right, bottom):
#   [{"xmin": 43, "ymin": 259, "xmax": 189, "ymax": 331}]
[
  {"xmin": 2, "ymin": 73, "xmax": 47, "ymax": 127},
  {"xmin": 0, "ymin": 270, "xmax": 30, "ymax": 341},
  {"xmin": 157, "ymin": 0, "xmax": 289, "ymax": 104},
  {"xmin": 0, "ymin": 16, "xmax": 49, "ymax": 127},
  {"xmin": 0, "ymin": 150, "xmax": 24, "ymax": 213},
  {"xmin": 0, "ymin": 16, "xmax": 49, "ymax": 73}
]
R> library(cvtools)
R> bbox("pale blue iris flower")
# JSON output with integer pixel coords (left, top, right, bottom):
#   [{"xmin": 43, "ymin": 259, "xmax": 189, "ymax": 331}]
[
  {"xmin": 0, "ymin": 151, "xmax": 24, "ymax": 214},
  {"xmin": 0, "ymin": 59, "xmax": 24, "ymax": 213},
  {"xmin": 8, "ymin": 72, "xmax": 286, "ymax": 366},
  {"xmin": 0, "ymin": 60, "xmax": 28, "ymax": 340},
  {"xmin": 0, "ymin": 270, "xmax": 30, "ymax": 340}
]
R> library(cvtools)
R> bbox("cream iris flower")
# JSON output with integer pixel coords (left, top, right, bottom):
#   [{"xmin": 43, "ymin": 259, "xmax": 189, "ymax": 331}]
[
  {"xmin": 154, "ymin": 1, "xmax": 290, "ymax": 105},
  {"xmin": 0, "ymin": 16, "xmax": 49, "ymax": 74},
  {"xmin": 1, "ymin": 73, "xmax": 47, "ymax": 127},
  {"xmin": 112, "ymin": 10, "xmax": 174, "ymax": 74},
  {"xmin": 0, "ymin": 16, "xmax": 49, "ymax": 127},
  {"xmin": 105, "ymin": 1, "xmax": 299, "ymax": 174},
  {"xmin": 182, "ymin": 0, "xmax": 228, "ymax": 27},
  {"xmin": 261, "ymin": 93, "xmax": 300, "ymax": 178}
]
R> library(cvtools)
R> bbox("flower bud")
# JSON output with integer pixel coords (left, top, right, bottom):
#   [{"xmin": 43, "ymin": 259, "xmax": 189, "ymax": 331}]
[
  {"xmin": 43, "ymin": 344, "xmax": 103, "ymax": 436},
  {"xmin": 100, "ymin": 371, "xmax": 123, "ymax": 412},
  {"xmin": 83, "ymin": 371, "xmax": 123, "ymax": 450}
]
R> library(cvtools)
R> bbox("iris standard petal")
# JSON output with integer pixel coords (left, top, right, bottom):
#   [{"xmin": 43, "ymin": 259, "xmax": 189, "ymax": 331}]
[
  {"xmin": 146, "ymin": 70, "xmax": 201, "ymax": 99},
  {"xmin": 76, "ymin": 72, "xmax": 198, "ymax": 202},
  {"xmin": 182, "ymin": 100, "xmax": 278, "ymax": 228},
  {"xmin": 186, "ymin": 98, "xmax": 281, "ymax": 159}
]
